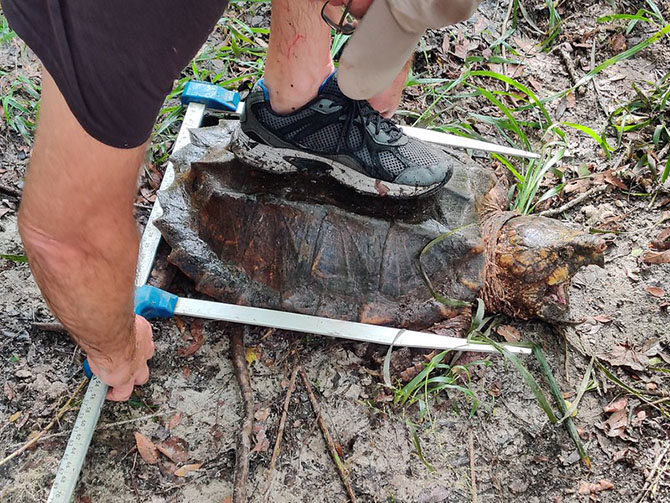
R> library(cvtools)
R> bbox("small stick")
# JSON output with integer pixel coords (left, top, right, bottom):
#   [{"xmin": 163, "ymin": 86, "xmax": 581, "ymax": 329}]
[
  {"xmin": 17, "ymin": 410, "xmax": 176, "ymax": 446},
  {"xmin": 263, "ymin": 362, "xmax": 299, "ymax": 503},
  {"xmin": 539, "ymin": 185, "xmax": 607, "ymax": 217},
  {"xmin": 500, "ymin": 0, "xmax": 514, "ymax": 91},
  {"xmin": 590, "ymin": 39, "xmax": 610, "ymax": 118},
  {"xmin": 559, "ymin": 48, "xmax": 587, "ymax": 96},
  {"xmin": 564, "ymin": 332, "xmax": 572, "ymax": 386},
  {"xmin": 299, "ymin": 366, "xmax": 358, "ymax": 503},
  {"xmin": 231, "ymin": 325, "xmax": 253, "ymax": 503},
  {"xmin": 632, "ymin": 444, "xmax": 669, "ymax": 503},
  {"xmin": 469, "ymin": 428, "xmax": 478, "ymax": 503},
  {"xmin": 0, "ymin": 183, "xmax": 21, "ymax": 198},
  {"xmin": 0, "ymin": 378, "xmax": 87, "ymax": 467},
  {"xmin": 32, "ymin": 321, "xmax": 68, "ymax": 333}
]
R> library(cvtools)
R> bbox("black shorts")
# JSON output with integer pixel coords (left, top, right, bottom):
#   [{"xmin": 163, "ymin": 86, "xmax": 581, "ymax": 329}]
[{"xmin": 4, "ymin": 0, "xmax": 229, "ymax": 148}]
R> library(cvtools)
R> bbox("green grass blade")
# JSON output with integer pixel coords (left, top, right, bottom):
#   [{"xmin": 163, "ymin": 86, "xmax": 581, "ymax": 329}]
[
  {"xmin": 0, "ymin": 254, "xmax": 27, "ymax": 263},
  {"xmin": 477, "ymin": 336, "xmax": 558, "ymax": 423},
  {"xmin": 418, "ymin": 225, "xmax": 474, "ymax": 308},
  {"xmin": 533, "ymin": 346, "xmax": 590, "ymax": 468}
]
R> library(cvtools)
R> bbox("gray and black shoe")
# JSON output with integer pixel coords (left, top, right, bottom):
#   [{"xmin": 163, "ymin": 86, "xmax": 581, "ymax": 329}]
[{"xmin": 233, "ymin": 72, "xmax": 453, "ymax": 198}]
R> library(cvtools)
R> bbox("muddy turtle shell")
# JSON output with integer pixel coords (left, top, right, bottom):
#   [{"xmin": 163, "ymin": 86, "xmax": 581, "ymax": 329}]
[{"xmin": 156, "ymin": 123, "xmax": 497, "ymax": 329}]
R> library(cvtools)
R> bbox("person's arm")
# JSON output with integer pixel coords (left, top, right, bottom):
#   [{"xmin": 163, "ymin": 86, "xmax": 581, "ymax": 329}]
[{"xmin": 18, "ymin": 70, "xmax": 154, "ymax": 401}]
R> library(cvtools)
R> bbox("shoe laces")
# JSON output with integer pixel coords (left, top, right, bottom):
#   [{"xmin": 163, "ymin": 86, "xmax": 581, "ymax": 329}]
[{"xmin": 335, "ymin": 98, "xmax": 404, "ymax": 153}]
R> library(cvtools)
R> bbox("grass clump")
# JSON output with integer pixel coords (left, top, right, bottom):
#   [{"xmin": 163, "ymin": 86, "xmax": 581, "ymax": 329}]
[{"xmin": 608, "ymin": 72, "xmax": 670, "ymax": 189}]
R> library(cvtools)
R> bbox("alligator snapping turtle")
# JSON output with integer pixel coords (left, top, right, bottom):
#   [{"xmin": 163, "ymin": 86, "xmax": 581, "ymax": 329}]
[{"xmin": 156, "ymin": 123, "xmax": 605, "ymax": 332}]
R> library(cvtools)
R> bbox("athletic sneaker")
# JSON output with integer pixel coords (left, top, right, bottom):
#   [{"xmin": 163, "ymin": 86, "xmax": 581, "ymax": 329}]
[{"xmin": 233, "ymin": 72, "xmax": 453, "ymax": 198}]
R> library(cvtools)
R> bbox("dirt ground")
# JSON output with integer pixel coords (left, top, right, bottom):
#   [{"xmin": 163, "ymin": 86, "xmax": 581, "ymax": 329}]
[{"xmin": 1, "ymin": 1, "xmax": 669, "ymax": 502}]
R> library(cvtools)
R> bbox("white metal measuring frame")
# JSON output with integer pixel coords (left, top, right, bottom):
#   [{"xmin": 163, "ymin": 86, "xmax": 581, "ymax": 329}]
[{"xmin": 47, "ymin": 97, "xmax": 533, "ymax": 502}]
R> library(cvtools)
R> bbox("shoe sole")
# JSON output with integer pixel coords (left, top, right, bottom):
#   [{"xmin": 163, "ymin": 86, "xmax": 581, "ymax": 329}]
[{"xmin": 228, "ymin": 126, "xmax": 449, "ymax": 199}]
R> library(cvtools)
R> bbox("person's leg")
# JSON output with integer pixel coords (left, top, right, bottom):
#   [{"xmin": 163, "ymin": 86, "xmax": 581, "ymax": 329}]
[
  {"xmin": 19, "ymin": 70, "xmax": 154, "ymax": 401},
  {"xmin": 264, "ymin": 0, "xmax": 334, "ymax": 114},
  {"xmin": 264, "ymin": 0, "xmax": 407, "ymax": 116}
]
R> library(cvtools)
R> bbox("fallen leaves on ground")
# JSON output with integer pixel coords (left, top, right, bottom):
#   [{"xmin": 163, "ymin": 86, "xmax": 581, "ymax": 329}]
[
  {"xmin": 643, "ymin": 250, "xmax": 670, "ymax": 264},
  {"xmin": 134, "ymin": 432, "xmax": 159, "ymax": 464},
  {"xmin": 178, "ymin": 319, "xmax": 204, "ymax": 357},
  {"xmin": 600, "ymin": 343, "xmax": 649, "ymax": 371},
  {"xmin": 601, "ymin": 398, "xmax": 628, "ymax": 438},
  {"xmin": 646, "ymin": 286, "xmax": 666, "ymax": 298},
  {"xmin": 168, "ymin": 411, "xmax": 183, "ymax": 430},
  {"xmin": 496, "ymin": 324, "xmax": 521, "ymax": 342},
  {"xmin": 651, "ymin": 228, "xmax": 670, "ymax": 251},
  {"xmin": 156, "ymin": 436, "xmax": 190, "ymax": 464},
  {"xmin": 603, "ymin": 397, "xmax": 627, "ymax": 413},
  {"xmin": 245, "ymin": 346, "xmax": 261, "ymax": 365},
  {"xmin": 174, "ymin": 462, "xmax": 203, "ymax": 477},
  {"xmin": 578, "ymin": 479, "xmax": 614, "ymax": 494}
]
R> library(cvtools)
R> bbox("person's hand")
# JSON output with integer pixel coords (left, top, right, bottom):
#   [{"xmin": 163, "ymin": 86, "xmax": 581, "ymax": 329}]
[
  {"xmin": 87, "ymin": 315, "xmax": 155, "ymax": 401},
  {"xmin": 325, "ymin": 0, "xmax": 374, "ymax": 19}
]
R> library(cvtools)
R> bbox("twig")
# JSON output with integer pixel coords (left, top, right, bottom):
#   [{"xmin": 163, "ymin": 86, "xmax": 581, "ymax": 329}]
[
  {"xmin": 633, "ymin": 443, "xmax": 669, "ymax": 503},
  {"xmin": 32, "ymin": 321, "xmax": 68, "ymax": 333},
  {"xmin": 500, "ymin": 0, "xmax": 514, "ymax": 92},
  {"xmin": 559, "ymin": 48, "xmax": 587, "ymax": 96},
  {"xmin": 299, "ymin": 366, "xmax": 358, "ymax": 503},
  {"xmin": 469, "ymin": 428, "xmax": 478, "ymax": 503},
  {"xmin": 0, "ymin": 183, "xmax": 21, "ymax": 198},
  {"xmin": 18, "ymin": 410, "xmax": 176, "ymax": 446},
  {"xmin": 231, "ymin": 325, "xmax": 253, "ymax": 503},
  {"xmin": 0, "ymin": 378, "xmax": 87, "ymax": 467},
  {"xmin": 563, "ymin": 332, "xmax": 571, "ymax": 387},
  {"xmin": 539, "ymin": 185, "xmax": 607, "ymax": 217},
  {"xmin": 263, "ymin": 362, "xmax": 299, "ymax": 503},
  {"xmin": 590, "ymin": 38, "xmax": 610, "ymax": 118}
]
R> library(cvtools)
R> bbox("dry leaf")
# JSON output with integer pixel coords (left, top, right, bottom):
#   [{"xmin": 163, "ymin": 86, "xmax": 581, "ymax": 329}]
[
  {"xmin": 651, "ymin": 228, "xmax": 670, "ymax": 250},
  {"xmin": 578, "ymin": 479, "xmax": 614, "ymax": 495},
  {"xmin": 9, "ymin": 411, "xmax": 21, "ymax": 422},
  {"xmin": 4, "ymin": 382, "xmax": 15, "ymax": 401},
  {"xmin": 600, "ymin": 343, "xmax": 649, "ymax": 371},
  {"xmin": 178, "ymin": 320, "xmax": 204, "ymax": 357},
  {"xmin": 245, "ymin": 346, "xmax": 260, "ymax": 365},
  {"xmin": 254, "ymin": 408, "xmax": 270, "ymax": 422},
  {"xmin": 252, "ymin": 426, "xmax": 270, "ymax": 453},
  {"xmin": 157, "ymin": 437, "xmax": 190, "ymax": 464},
  {"xmin": 603, "ymin": 409, "xmax": 628, "ymax": 438},
  {"xmin": 134, "ymin": 432, "xmax": 159, "ymax": 464},
  {"xmin": 441, "ymin": 34, "xmax": 450, "ymax": 54},
  {"xmin": 168, "ymin": 412, "xmax": 183, "ymax": 430},
  {"xmin": 647, "ymin": 286, "xmax": 665, "ymax": 297},
  {"xmin": 603, "ymin": 397, "xmax": 627, "ymax": 413},
  {"xmin": 631, "ymin": 410, "xmax": 647, "ymax": 427},
  {"xmin": 174, "ymin": 462, "xmax": 203, "ymax": 477},
  {"xmin": 592, "ymin": 314, "xmax": 612, "ymax": 323},
  {"xmin": 603, "ymin": 171, "xmax": 628, "ymax": 190},
  {"xmin": 611, "ymin": 32, "xmax": 626, "ymax": 52},
  {"xmin": 496, "ymin": 324, "xmax": 521, "ymax": 343},
  {"xmin": 642, "ymin": 250, "xmax": 670, "ymax": 264}
]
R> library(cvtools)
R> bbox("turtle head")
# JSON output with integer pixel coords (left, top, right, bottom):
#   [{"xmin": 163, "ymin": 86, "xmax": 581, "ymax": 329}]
[{"xmin": 491, "ymin": 215, "xmax": 606, "ymax": 321}]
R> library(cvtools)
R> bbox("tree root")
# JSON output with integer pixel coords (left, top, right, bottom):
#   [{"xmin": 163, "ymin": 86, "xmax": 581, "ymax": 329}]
[
  {"xmin": 231, "ymin": 325, "xmax": 253, "ymax": 503},
  {"xmin": 299, "ymin": 366, "xmax": 358, "ymax": 503},
  {"xmin": 263, "ymin": 361, "xmax": 299, "ymax": 503}
]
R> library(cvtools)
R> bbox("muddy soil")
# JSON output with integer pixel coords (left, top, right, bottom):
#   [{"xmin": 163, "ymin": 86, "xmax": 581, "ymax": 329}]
[{"xmin": 1, "ymin": 1, "xmax": 669, "ymax": 502}]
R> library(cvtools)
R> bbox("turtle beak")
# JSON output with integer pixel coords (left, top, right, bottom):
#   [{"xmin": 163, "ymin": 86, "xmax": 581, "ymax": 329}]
[{"xmin": 574, "ymin": 233, "xmax": 607, "ymax": 268}]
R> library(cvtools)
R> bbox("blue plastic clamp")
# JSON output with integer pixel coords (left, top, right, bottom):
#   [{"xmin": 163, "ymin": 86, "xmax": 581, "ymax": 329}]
[
  {"xmin": 134, "ymin": 285, "xmax": 179, "ymax": 319},
  {"xmin": 181, "ymin": 81, "xmax": 241, "ymax": 112},
  {"xmin": 83, "ymin": 359, "xmax": 93, "ymax": 379}
]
